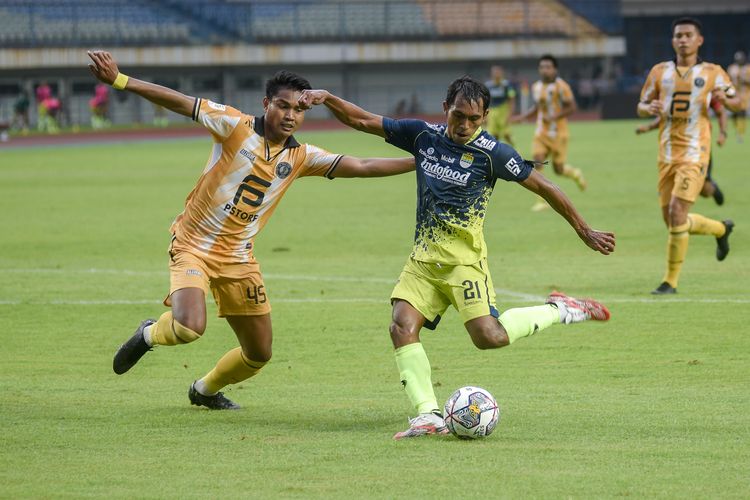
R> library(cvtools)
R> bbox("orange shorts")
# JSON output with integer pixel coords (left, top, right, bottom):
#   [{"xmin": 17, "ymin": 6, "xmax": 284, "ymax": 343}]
[
  {"xmin": 532, "ymin": 133, "xmax": 568, "ymax": 165},
  {"xmin": 166, "ymin": 247, "xmax": 271, "ymax": 318},
  {"xmin": 657, "ymin": 161, "xmax": 707, "ymax": 207}
]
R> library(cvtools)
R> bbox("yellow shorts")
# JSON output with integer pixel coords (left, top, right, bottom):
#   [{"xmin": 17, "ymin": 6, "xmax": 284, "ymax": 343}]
[
  {"xmin": 166, "ymin": 247, "xmax": 271, "ymax": 318},
  {"xmin": 657, "ymin": 161, "xmax": 707, "ymax": 206},
  {"xmin": 532, "ymin": 133, "xmax": 568, "ymax": 165},
  {"xmin": 486, "ymin": 104, "xmax": 512, "ymax": 139},
  {"xmin": 390, "ymin": 257, "xmax": 499, "ymax": 330}
]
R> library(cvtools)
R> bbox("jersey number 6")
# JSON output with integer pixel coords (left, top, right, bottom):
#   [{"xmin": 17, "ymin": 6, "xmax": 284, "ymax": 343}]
[
  {"xmin": 670, "ymin": 91, "xmax": 691, "ymax": 115},
  {"xmin": 233, "ymin": 174, "xmax": 272, "ymax": 207}
]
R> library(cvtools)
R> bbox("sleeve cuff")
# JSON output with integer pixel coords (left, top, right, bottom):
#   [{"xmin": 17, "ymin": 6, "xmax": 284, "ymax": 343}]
[
  {"xmin": 325, "ymin": 155, "xmax": 344, "ymax": 179},
  {"xmin": 191, "ymin": 98, "xmax": 201, "ymax": 122}
]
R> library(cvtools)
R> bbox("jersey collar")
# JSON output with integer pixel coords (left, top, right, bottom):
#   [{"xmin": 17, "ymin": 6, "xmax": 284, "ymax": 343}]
[
  {"xmin": 253, "ymin": 115, "xmax": 301, "ymax": 149},
  {"xmin": 443, "ymin": 125, "xmax": 484, "ymax": 144}
]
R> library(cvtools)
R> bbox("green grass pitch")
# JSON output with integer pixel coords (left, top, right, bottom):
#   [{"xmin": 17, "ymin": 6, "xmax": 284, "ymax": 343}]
[{"xmin": 1, "ymin": 120, "xmax": 748, "ymax": 498}]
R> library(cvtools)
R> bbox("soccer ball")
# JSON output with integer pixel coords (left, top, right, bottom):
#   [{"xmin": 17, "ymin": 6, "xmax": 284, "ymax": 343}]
[{"xmin": 443, "ymin": 386, "xmax": 500, "ymax": 439}]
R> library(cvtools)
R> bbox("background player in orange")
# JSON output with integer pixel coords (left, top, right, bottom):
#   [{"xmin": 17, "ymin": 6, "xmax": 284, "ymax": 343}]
[
  {"xmin": 727, "ymin": 50, "xmax": 750, "ymax": 143},
  {"xmin": 636, "ymin": 94, "xmax": 727, "ymax": 205},
  {"xmin": 87, "ymin": 50, "xmax": 414, "ymax": 409},
  {"xmin": 637, "ymin": 17, "xmax": 741, "ymax": 295},
  {"xmin": 512, "ymin": 54, "xmax": 586, "ymax": 211}
]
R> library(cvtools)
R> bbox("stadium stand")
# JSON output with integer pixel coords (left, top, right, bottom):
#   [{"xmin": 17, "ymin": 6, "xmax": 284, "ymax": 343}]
[
  {"xmin": 0, "ymin": 0, "xmax": 194, "ymax": 47},
  {"xmin": 0, "ymin": 0, "xmax": 609, "ymax": 47}
]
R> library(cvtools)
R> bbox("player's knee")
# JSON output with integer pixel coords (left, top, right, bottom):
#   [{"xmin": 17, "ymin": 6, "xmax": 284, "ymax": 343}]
[
  {"xmin": 243, "ymin": 347, "xmax": 271, "ymax": 364},
  {"xmin": 470, "ymin": 323, "xmax": 509, "ymax": 350},
  {"xmin": 389, "ymin": 320, "xmax": 418, "ymax": 345},
  {"xmin": 552, "ymin": 162, "xmax": 564, "ymax": 174},
  {"xmin": 171, "ymin": 310, "xmax": 206, "ymax": 337}
]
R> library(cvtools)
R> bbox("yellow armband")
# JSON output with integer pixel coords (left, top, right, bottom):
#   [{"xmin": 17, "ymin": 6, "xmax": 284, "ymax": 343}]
[{"xmin": 112, "ymin": 73, "xmax": 129, "ymax": 90}]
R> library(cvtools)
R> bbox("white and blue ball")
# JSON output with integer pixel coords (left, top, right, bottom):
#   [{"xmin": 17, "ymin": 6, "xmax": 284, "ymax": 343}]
[{"xmin": 443, "ymin": 386, "xmax": 500, "ymax": 439}]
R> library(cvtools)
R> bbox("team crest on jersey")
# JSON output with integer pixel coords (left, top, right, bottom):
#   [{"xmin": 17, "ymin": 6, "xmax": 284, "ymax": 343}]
[
  {"xmin": 459, "ymin": 152, "xmax": 474, "ymax": 168},
  {"xmin": 276, "ymin": 162, "xmax": 292, "ymax": 179},
  {"xmin": 694, "ymin": 77, "xmax": 705, "ymax": 88}
]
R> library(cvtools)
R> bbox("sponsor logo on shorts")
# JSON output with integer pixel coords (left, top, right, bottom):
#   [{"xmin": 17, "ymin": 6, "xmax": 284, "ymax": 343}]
[
  {"xmin": 276, "ymin": 162, "xmax": 292, "ymax": 179},
  {"xmin": 459, "ymin": 152, "xmax": 474, "ymax": 168},
  {"xmin": 186, "ymin": 269, "xmax": 202, "ymax": 277}
]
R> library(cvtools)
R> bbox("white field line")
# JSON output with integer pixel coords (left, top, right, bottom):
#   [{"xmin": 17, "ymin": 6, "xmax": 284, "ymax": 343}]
[{"xmin": 0, "ymin": 268, "xmax": 748, "ymax": 304}]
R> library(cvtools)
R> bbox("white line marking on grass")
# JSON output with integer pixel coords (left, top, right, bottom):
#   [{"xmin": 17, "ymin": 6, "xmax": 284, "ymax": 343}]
[{"xmin": 2, "ymin": 269, "xmax": 747, "ymax": 304}]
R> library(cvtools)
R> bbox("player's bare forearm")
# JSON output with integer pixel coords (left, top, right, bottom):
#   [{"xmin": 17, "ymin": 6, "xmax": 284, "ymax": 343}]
[
  {"xmin": 332, "ymin": 156, "xmax": 415, "ymax": 178},
  {"xmin": 325, "ymin": 94, "xmax": 385, "ymax": 137},
  {"xmin": 557, "ymin": 100, "xmax": 577, "ymax": 120},
  {"xmin": 512, "ymin": 105, "xmax": 537, "ymax": 123},
  {"xmin": 87, "ymin": 50, "xmax": 194, "ymax": 117},
  {"xmin": 298, "ymin": 90, "xmax": 385, "ymax": 137},
  {"xmin": 122, "ymin": 79, "xmax": 194, "ymax": 117},
  {"xmin": 724, "ymin": 96, "xmax": 743, "ymax": 114},
  {"xmin": 521, "ymin": 170, "xmax": 615, "ymax": 255}
]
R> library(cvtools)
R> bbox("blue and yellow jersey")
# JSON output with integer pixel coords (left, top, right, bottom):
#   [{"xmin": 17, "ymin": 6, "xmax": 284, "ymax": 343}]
[
  {"xmin": 485, "ymin": 79, "xmax": 517, "ymax": 108},
  {"xmin": 383, "ymin": 118, "xmax": 533, "ymax": 265}
]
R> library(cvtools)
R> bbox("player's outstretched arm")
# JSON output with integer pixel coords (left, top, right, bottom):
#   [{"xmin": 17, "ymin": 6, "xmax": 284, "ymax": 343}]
[
  {"xmin": 521, "ymin": 170, "xmax": 615, "ymax": 255},
  {"xmin": 510, "ymin": 104, "xmax": 537, "ymax": 123},
  {"xmin": 87, "ymin": 50, "xmax": 194, "ymax": 118},
  {"xmin": 332, "ymin": 156, "xmax": 415, "ymax": 178},
  {"xmin": 298, "ymin": 90, "xmax": 386, "ymax": 137}
]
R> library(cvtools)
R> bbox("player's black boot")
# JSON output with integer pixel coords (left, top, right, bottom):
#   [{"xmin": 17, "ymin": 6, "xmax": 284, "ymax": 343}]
[
  {"xmin": 711, "ymin": 181, "xmax": 724, "ymax": 206},
  {"xmin": 651, "ymin": 282, "xmax": 677, "ymax": 295},
  {"xmin": 188, "ymin": 382, "xmax": 241, "ymax": 410},
  {"xmin": 113, "ymin": 319, "xmax": 155, "ymax": 374},
  {"xmin": 716, "ymin": 220, "xmax": 734, "ymax": 261}
]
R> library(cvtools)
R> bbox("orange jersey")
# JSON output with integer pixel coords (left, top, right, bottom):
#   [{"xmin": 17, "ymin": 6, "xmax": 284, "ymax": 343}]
[
  {"xmin": 728, "ymin": 62, "xmax": 750, "ymax": 106},
  {"xmin": 531, "ymin": 77, "xmax": 574, "ymax": 138},
  {"xmin": 170, "ymin": 98, "xmax": 342, "ymax": 266},
  {"xmin": 640, "ymin": 61, "xmax": 735, "ymax": 165}
]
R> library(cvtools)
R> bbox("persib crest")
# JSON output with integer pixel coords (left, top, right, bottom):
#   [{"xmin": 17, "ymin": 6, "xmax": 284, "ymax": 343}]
[{"xmin": 459, "ymin": 152, "xmax": 474, "ymax": 168}]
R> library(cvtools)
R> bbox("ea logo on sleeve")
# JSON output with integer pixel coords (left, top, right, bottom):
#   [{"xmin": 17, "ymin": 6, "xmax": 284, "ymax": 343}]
[{"xmin": 276, "ymin": 162, "xmax": 292, "ymax": 179}]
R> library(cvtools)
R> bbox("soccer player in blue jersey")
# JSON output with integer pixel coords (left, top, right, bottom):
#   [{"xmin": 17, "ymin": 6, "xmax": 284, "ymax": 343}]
[{"xmin": 299, "ymin": 77, "xmax": 615, "ymax": 439}]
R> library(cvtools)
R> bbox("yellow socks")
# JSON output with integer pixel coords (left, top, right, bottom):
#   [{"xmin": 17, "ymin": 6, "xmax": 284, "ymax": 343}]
[
  {"xmin": 663, "ymin": 221, "xmax": 690, "ymax": 288},
  {"xmin": 198, "ymin": 347, "xmax": 267, "ymax": 395},
  {"xmin": 562, "ymin": 164, "xmax": 587, "ymax": 190},
  {"xmin": 148, "ymin": 311, "xmax": 202, "ymax": 346},
  {"xmin": 394, "ymin": 343, "xmax": 439, "ymax": 414},
  {"xmin": 499, "ymin": 305, "xmax": 560, "ymax": 344},
  {"xmin": 688, "ymin": 213, "xmax": 726, "ymax": 237}
]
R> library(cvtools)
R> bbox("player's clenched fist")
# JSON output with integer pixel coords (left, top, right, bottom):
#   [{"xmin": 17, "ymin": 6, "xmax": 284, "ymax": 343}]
[
  {"xmin": 297, "ymin": 90, "xmax": 330, "ymax": 109},
  {"xmin": 87, "ymin": 50, "xmax": 120, "ymax": 85}
]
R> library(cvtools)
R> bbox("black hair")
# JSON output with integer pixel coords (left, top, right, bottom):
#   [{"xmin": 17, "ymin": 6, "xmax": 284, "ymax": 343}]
[
  {"xmin": 671, "ymin": 16, "xmax": 703, "ymax": 35},
  {"xmin": 265, "ymin": 70, "xmax": 312, "ymax": 99},
  {"xmin": 445, "ymin": 75, "xmax": 491, "ymax": 112},
  {"xmin": 538, "ymin": 54, "xmax": 558, "ymax": 68}
]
